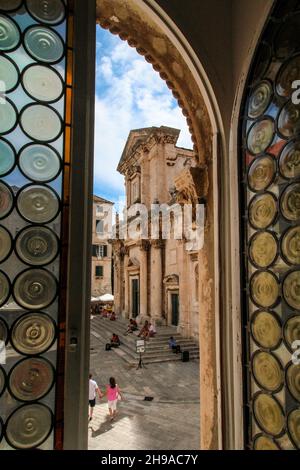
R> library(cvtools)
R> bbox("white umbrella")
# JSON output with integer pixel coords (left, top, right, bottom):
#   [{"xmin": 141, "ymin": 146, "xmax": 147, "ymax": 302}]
[{"xmin": 99, "ymin": 293, "xmax": 114, "ymax": 302}]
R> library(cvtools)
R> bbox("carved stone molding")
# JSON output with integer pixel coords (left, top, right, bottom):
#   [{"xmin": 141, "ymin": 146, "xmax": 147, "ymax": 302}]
[{"xmin": 174, "ymin": 167, "xmax": 209, "ymax": 205}]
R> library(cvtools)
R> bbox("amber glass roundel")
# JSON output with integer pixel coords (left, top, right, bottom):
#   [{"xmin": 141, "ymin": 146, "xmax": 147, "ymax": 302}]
[
  {"xmin": 0, "ymin": 270, "xmax": 10, "ymax": 307},
  {"xmin": 24, "ymin": 26, "xmax": 64, "ymax": 63},
  {"xmin": 17, "ymin": 185, "xmax": 60, "ymax": 224},
  {"xmin": 249, "ymin": 231, "xmax": 277, "ymax": 268},
  {"xmin": 13, "ymin": 268, "xmax": 57, "ymax": 310},
  {"xmin": 11, "ymin": 312, "xmax": 56, "ymax": 355},
  {"xmin": 0, "ymin": 318, "xmax": 8, "ymax": 344},
  {"xmin": 5, "ymin": 404, "xmax": 53, "ymax": 449},
  {"xmin": 0, "ymin": 225, "xmax": 12, "ymax": 262},
  {"xmin": 252, "ymin": 351, "xmax": 284, "ymax": 392},
  {"xmin": 281, "ymin": 227, "xmax": 300, "ymax": 265},
  {"xmin": 0, "ymin": 366, "xmax": 5, "ymax": 397},
  {"xmin": 279, "ymin": 140, "xmax": 300, "ymax": 180},
  {"xmin": 284, "ymin": 316, "xmax": 300, "ymax": 351},
  {"xmin": 286, "ymin": 363, "xmax": 300, "ymax": 403},
  {"xmin": 276, "ymin": 55, "xmax": 300, "ymax": 98},
  {"xmin": 253, "ymin": 434, "xmax": 280, "ymax": 450},
  {"xmin": 0, "ymin": 139, "xmax": 15, "ymax": 176},
  {"xmin": 283, "ymin": 270, "xmax": 300, "ymax": 310},
  {"xmin": 0, "ymin": 0, "xmax": 22, "ymax": 10},
  {"xmin": 8, "ymin": 357, "xmax": 55, "ymax": 402},
  {"xmin": 20, "ymin": 104, "xmax": 62, "ymax": 142},
  {"xmin": 251, "ymin": 310, "xmax": 282, "ymax": 350},
  {"xmin": 275, "ymin": 12, "xmax": 300, "ymax": 59},
  {"xmin": 247, "ymin": 118, "xmax": 274, "ymax": 155},
  {"xmin": 0, "ymin": 182, "xmax": 13, "ymax": 219},
  {"xmin": 280, "ymin": 183, "xmax": 300, "ymax": 222},
  {"xmin": 0, "ymin": 14, "xmax": 20, "ymax": 51},
  {"xmin": 26, "ymin": 0, "xmax": 66, "ymax": 25},
  {"xmin": 288, "ymin": 409, "xmax": 300, "ymax": 449},
  {"xmin": 249, "ymin": 193, "xmax": 277, "ymax": 229},
  {"xmin": 253, "ymin": 393, "xmax": 285, "ymax": 437},
  {"xmin": 19, "ymin": 144, "xmax": 61, "ymax": 182},
  {"xmin": 248, "ymin": 155, "xmax": 276, "ymax": 192},
  {"xmin": 15, "ymin": 226, "xmax": 59, "ymax": 266},
  {"xmin": 277, "ymin": 101, "xmax": 300, "ymax": 139},
  {"xmin": 22, "ymin": 64, "xmax": 64, "ymax": 103},
  {"xmin": 250, "ymin": 271, "xmax": 279, "ymax": 308},
  {"xmin": 248, "ymin": 81, "xmax": 272, "ymax": 119}
]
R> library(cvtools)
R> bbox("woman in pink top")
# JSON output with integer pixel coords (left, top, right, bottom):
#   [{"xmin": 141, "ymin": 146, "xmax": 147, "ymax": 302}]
[{"xmin": 106, "ymin": 377, "xmax": 123, "ymax": 421}]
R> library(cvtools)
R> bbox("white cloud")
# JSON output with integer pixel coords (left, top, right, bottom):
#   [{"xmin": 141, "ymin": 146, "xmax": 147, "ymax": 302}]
[{"xmin": 94, "ymin": 28, "xmax": 192, "ymax": 198}]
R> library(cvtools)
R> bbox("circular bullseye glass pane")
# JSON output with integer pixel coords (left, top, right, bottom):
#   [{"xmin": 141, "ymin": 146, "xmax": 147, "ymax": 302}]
[
  {"xmin": 0, "ymin": 182, "xmax": 13, "ymax": 219},
  {"xmin": 8, "ymin": 357, "xmax": 54, "ymax": 402},
  {"xmin": 0, "ymin": 270, "xmax": 10, "ymax": 307},
  {"xmin": 281, "ymin": 227, "xmax": 300, "ymax": 265},
  {"xmin": 248, "ymin": 155, "xmax": 276, "ymax": 192},
  {"xmin": 284, "ymin": 316, "xmax": 300, "ymax": 351},
  {"xmin": 20, "ymin": 104, "xmax": 62, "ymax": 142},
  {"xmin": 0, "ymin": 318, "xmax": 8, "ymax": 344},
  {"xmin": 248, "ymin": 81, "xmax": 272, "ymax": 119},
  {"xmin": 0, "ymin": 225, "xmax": 12, "ymax": 262},
  {"xmin": 0, "ymin": 139, "xmax": 15, "ymax": 176},
  {"xmin": 17, "ymin": 185, "xmax": 59, "ymax": 224},
  {"xmin": 288, "ymin": 409, "xmax": 300, "ymax": 449},
  {"xmin": 275, "ymin": 13, "xmax": 300, "ymax": 59},
  {"xmin": 251, "ymin": 311, "xmax": 282, "ymax": 350},
  {"xmin": 0, "ymin": 0, "xmax": 22, "ymax": 10},
  {"xmin": 253, "ymin": 393, "xmax": 285, "ymax": 437},
  {"xmin": 249, "ymin": 231, "xmax": 277, "ymax": 268},
  {"xmin": 0, "ymin": 366, "xmax": 5, "ymax": 397},
  {"xmin": 286, "ymin": 363, "xmax": 300, "ymax": 402},
  {"xmin": 26, "ymin": 0, "xmax": 65, "ymax": 25},
  {"xmin": 276, "ymin": 55, "xmax": 300, "ymax": 98},
  {"xmin": 253, "ymin": 434, "xmax": 280, "ymax": 450},
  {"xmin": 19, "ymin": 144, "xmax": 61, "ymax": 182},
  {"xmin": 13, "ymin": 268, "xmax": 57, "ymax": 310},
  {"xmin": 247, "ymin": 118, "xmax": 274, "ymax": 155},
  {"xmin": 0, "ymin": 99, "xmax": 17, "ymax": 134},
  {"xmin": 15, "ymin": 226, "xmax": 59, "ymax": 266},
  {"xmin": 24, "ymin": 26, "xmax": 64, "ymax": 63},
  {"xmin": 283, "ymin": 270, "xmax": 300, "ymax": 310},
  {"xmin": 5, "ymin": 403, "xmax": 53, "ymax": 449},
  {"xmin": 0, "ymin": 14, "xmax": 20, "ymax": 51},
  {"xmin": 11, "ymin": 312, "xmax": 56, "ymax": 355},
  {"xmin": 279, "ymin": 140, "xmax": 300, "ymax": 179},
  {"xmin": 250, "ymin": 271, "xmax": 279, "ymax": 308},
  {"xmin": 280, "ymin": 183, "xmax": 300, "ymax": 222},
  {"xmin": 252, "ymin": 351, "xmax": 284, "ymax": 392},
  {"xmin": 249, "ymin": 193, "xmax": 277, "ymax": 229},
  {"xmin": 22, "ymin": 65, "xmax": 63, "ymax": 103},
  {"xmin": 0, "ymin": 55, "xmax": 19, "ymax": 92},
  {"xmin": 277, "ymin": 102, "xmax": 300, "ymax": 139}
]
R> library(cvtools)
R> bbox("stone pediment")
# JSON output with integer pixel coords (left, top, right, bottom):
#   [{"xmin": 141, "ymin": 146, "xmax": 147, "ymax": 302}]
[
  {"xmin": 163, "ymin": 274, "xmax": 179, "ymax": 285},
  {"xmin": 127, "ymin": 257, "xmax": 140, "ymax": 268}
]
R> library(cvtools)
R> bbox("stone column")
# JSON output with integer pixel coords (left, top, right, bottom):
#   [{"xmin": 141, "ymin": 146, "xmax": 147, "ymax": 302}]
[
  {"xmin": 150, "ymin": 240, "xmax": 163, "ymax": 322},
  {"xmin": 123, "ymin": 253, "xmax": 129, "ymax": 319},
  {"xmin": 139, "ymin": 241, "xmax": 149, "ymax": 321}
]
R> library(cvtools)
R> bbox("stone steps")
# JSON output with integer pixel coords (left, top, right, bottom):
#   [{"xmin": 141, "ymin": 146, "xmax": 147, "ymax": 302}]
[{"xmin": 91, "ymin": 315, "xmax": 199, "ymax": 364}]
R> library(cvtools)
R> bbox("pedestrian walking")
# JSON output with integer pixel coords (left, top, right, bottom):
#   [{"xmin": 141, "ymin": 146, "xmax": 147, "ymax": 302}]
[
  {"xmin": 89, "ymin": 373, "xmax": 102, "ymax": 421},
  {"xmin": 106, "ymin": 377, "xmax": 123, "ymax": 421}
]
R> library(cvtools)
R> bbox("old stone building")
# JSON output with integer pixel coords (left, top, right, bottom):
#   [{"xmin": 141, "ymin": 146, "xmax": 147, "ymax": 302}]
[
  {"xmin": 113, "ymin": 126, "xmax": 200, "ymax": 339},
  {"xmin": 91, "ymin": 195, "xmax": 114, "ymax": 297}
]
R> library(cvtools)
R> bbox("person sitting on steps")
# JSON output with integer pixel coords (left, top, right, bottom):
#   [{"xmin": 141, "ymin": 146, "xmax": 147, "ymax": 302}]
[
  {"xmin": 138, "ymin": 320, "xmax": 149, "ymax": 340},
  {"xmin": 110, "ymin": 333, "xmax": 120, "ymax": 348},
  {"xmin": 124, "ymin": 318, "xmax": 138, "ymax": 335}
]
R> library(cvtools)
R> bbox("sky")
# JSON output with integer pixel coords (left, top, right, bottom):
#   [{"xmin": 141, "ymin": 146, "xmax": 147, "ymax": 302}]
[{"xmin": 93, "ymin": 25, "xmax": 192, "ymax": 205}]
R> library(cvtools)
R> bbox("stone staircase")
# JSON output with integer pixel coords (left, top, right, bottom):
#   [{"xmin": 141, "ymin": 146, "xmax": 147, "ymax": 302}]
[{"xmin": 91, "ymin": 315, "xmax": 199, "ymax": 365}]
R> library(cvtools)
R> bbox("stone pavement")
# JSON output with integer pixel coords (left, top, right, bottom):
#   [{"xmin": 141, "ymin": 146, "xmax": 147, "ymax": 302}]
[{"xmin": 88, "ymin": 318, "xmax": 200, "ymax": 450}]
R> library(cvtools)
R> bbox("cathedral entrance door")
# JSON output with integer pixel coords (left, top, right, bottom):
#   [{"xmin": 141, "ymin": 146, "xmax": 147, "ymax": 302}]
[
  {"xmin": 171, "ymin": 293, "xmax": 179, "ymax": 326},
  {"xmin": 131, "ymin": 279, "xmax": 140, "ymax": 318}
]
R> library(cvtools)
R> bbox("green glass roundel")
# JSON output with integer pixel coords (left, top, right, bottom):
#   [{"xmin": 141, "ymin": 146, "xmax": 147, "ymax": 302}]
[
  {"xmin": 0, "ymin": 182, "xmax": 13, "ymax": 219},
  {"xmin": 26, "ymin": 0, "xmax": 65, "ymax": 25},
  {"xmin": 22, "ymin": 64, "xmax": 63, "ymax": 102},
  {"xmin": 17, "ymin": 185, "xmax": 59, "ymax": 224},
  {"xmin": 19, "ymin": 144, "xmax": 61, "ymax": 182},
  {"xmin": 24, "ymin": 26, "xmax": 64, "ymax": 63},
  {"xmin": 0, "ymin": 99, "xmax": 17, "ymax": 134},
  {"xmin": 0, "ymin": 270, "xmax": 10, "ymax": 307},
  {"xmin": 0, "ymin": 14, "xmax": 20, "ymax": 51},
  {"xmin": 0, "ymin": 139, "xmax": 15, "ymax": 175},
  {"xmin": 0, "ymin": 55, "xmax": 19, "ymax": 92},
  {"xmin": 20, "ymin": 104, "xmax": 62, "ymax": 142}
]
